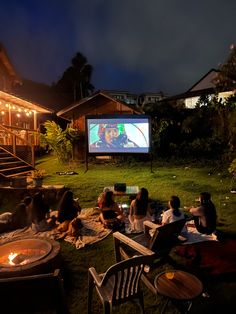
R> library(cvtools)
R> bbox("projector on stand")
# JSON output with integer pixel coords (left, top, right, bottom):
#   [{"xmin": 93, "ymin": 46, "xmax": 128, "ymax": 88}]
[{"xmin": 114, "ymin": 183, "xmax": 126, "ymax": 192}]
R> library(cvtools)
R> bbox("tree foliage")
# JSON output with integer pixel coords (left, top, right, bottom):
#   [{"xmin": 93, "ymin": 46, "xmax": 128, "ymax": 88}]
[
  {"xmin": 214, "ymin": 45, "xmax": 236, "ymax": 92},
  {"xmin": 55, "ymin": 52, "xmax": 94, "ymax": 102},
  {"xmin": 39, "ymin": 121, "xmax": 74, "ymax": 163}
]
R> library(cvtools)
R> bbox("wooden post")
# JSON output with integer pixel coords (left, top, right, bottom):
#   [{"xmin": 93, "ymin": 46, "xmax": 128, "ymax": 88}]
[{"xmin": 33, "ymin": 111, "xmax": 37, "ymax": 145}]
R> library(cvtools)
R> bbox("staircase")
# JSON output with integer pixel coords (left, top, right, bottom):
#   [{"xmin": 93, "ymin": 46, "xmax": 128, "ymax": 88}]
[{"xmin": 0, "ymin": 148, "xmax": 34, "ymax": 181}]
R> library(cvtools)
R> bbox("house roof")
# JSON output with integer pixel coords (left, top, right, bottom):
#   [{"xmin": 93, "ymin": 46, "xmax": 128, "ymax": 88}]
[
  {"xmin": 187, "ymin": 69, "xmax": 220, "ymax": 92},
  {"xmin": 12, "ymin": 79, "xmax": 70, "ymax": 113},
  {"xmin": 0, "ymin": 90, "xmax": 52, "ymax": 113},
  {"xmin": 57, "ymin": 91, "xmax": 139, "ymax": 120},
  {"xmin": 164, "ymin": 69, "xmax": 221, "ymax": 102},
  {"xmin": 0, "ymin": 43, "xmax": 21, "ymax": 84}
]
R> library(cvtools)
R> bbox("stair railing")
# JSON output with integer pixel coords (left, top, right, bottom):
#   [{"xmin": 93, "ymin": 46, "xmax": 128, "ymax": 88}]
[{"xmin": 0, "ymin": 124, "xmax": 37, "ymax": 167}]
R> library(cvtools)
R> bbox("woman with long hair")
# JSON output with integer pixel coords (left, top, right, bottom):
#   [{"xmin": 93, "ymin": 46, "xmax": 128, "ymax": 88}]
[
  {"xmin": 29, "ymin": 192, "xmax": 54, "ymax": 232},
  {"xmin": 99, "ymin": 190, "xmax": 124, "ymax": 229},
  {"xmin": 189, "ymin": 192, "xmax": 217, "ymax": 235},
  {"xmin": 57, "ymin": 190, "xmax": 81, "ymax": 223},
  {"xmin": 129, "ymin": 187, "xmax": 152, "ymax": 233}
]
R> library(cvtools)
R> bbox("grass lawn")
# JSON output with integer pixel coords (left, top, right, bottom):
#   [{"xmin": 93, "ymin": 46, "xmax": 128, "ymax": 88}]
[{"xmin": 1, "ymin": 154, "xmax": 236, "ymax": 313}]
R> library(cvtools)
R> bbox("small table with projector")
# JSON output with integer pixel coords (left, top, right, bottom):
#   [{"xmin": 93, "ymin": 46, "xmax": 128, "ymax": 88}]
[
  {"xmin": 154, "ymin": 270, "xmax": 203, "ymax": 313},
  {"xmin": 104, "ymin": 185, "xmax": 139, "ymax": 196}
]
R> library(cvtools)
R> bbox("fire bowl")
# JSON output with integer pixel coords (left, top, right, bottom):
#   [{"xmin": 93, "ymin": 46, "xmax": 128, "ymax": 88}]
[{"xmin": 0, "ymin": 237, "xmax": 60, "ymax": 278}]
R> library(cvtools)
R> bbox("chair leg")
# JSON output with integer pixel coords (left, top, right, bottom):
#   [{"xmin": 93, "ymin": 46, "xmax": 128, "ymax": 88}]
[
  {"xmin": 88, "ymin": 272, "xmax": 94, "ymax": 314},
  {"xmin": 138, "ymin": 293, "xmax": 145, "ymax": 314},
  {"xmin": 103, "ymin": 301, "xmax": 111, "ymax": 314}
]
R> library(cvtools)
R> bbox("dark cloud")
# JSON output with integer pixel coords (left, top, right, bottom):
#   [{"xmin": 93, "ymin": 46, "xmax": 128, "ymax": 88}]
[{"xmin": 0, "ymin": 0, "xmax": 235, "ymax": 95}]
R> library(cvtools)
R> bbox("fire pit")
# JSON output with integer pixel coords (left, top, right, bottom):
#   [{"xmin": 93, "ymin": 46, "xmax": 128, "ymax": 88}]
[{"xmin": 0, "ymin": 237, "xmax": 60, "ymax": 278}]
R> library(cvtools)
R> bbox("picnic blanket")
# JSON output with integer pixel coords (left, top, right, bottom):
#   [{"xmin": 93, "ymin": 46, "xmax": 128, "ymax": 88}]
[
  {"xmin": 175, "ymin": 238, "xmax": 236, "ymax": 276},
  {"xmin": 183, "ymin": 223, "xmax": 218, "ymax": 244},
  {"xmin": 0, "ymin": 208, "xmax": 112, "ymax": 249}
]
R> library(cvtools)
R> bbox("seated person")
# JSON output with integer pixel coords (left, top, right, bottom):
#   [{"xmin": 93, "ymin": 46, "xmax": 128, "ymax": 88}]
[
  {"xmin": 57, "ymin": 190, "xmax": 82, "ymax": 232},
  {"xmin": 99, "ymin": 190, "xmax": 124, "ymax": 230},
  {"xmin": 21, "ymin": 195, "xmax": 33, "ymax": 225},
  {"xmin": 162, "ymin": 195, "xmax": 188, "ymax": 236},
  {"xmin": 189, "ymin": 192, "xmax": 217, "ymax": 235},
  {"xmin": 29, "ymin": 192, "xmax": 55, "ymax": 232},
  {"xmin": 97, "ymin": 187, "xmax": 110, "ymax": 209},
  {"xmin": 0, "ymin": 202, "xmax": 29, "ymax": 234},
  {"xmin": 129, "ymin": 187, "xmax": 152, "ymax": 233}
]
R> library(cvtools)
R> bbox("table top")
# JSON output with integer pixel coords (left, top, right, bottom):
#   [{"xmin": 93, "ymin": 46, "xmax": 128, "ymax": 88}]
[
  {"xmin": 154, "ymin": 270, "xmax": 203, "ymax": 301},
  {"xmin": 104, "ymin": 186, "xmax": 139, "ymax": 196}
]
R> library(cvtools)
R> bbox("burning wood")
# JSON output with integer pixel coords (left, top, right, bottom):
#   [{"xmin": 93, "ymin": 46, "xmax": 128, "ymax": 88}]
[{"xmin": 8, "ymin": 252, "xmax": 29, "ymax": 265}]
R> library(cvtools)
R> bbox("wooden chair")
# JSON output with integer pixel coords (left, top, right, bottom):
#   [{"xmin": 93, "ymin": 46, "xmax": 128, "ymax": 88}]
[
  {"xmin": 88, "ymin": 254, "xmax": 154, "ymax": 314},
  {"xmin": 0, "ymin": 269, "xmax": 69, "ymax": 314},
  {"xmin": 113, "ymin": 218, "xmax": 186, "ymax": 294}
]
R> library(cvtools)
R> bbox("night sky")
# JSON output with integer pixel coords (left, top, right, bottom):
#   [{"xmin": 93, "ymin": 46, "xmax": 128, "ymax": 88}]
[{"xmin": 0, "ymin": 0, "xmax": 235, "ymax": 95}]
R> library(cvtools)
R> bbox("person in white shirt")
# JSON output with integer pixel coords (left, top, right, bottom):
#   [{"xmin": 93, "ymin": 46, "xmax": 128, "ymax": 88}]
[{"xmin": 162, "ymin": 195, "xmax": 187, "ymax": 235}]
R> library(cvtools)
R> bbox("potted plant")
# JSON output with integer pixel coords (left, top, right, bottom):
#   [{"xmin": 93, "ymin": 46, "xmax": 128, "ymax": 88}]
[{"xmin": 31, "ymin": 169, "xmax": 45, "ymax": 187}]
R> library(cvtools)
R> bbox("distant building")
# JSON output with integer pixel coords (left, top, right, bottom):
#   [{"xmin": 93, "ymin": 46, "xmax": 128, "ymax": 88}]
[
  {"xmin": 103, "ymin": 90, "xmax": 166, "ymax": 107},
  {"xmin": 167, "ymin": 69, "xmax": 235, "ymax": 108}
]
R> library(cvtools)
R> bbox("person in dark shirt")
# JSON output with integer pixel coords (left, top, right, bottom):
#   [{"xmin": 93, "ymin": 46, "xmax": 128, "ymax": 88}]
[
  {"xmin": 57, "ymin": 190, "xmax": 81, "ymax": 223},
  {"xmin": 128, "ymin": 187, "xmax": 152, "ymax": 232},
  {"xmin": 99, "ymin": 190, "xmax": 124, "ymax": 229},
  {"xmin": 189, "ymin": 192, "xmax": 217, "ymax": 235}
]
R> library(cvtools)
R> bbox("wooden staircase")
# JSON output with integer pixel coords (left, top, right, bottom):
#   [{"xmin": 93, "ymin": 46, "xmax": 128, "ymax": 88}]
[{"xmin": 0, "ymin": 147, "xmax": 34, "ymax": 180}]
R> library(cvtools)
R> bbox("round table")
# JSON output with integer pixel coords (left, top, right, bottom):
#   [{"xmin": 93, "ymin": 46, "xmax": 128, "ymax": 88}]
[{"xmin": 154, "ymin": 270, "xmax": 203, "ymax": 313}]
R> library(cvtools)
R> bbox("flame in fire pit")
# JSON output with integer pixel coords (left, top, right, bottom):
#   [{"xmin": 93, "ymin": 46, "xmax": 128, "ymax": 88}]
[
  {"xmin": 0, "ymin": 238, "xmax": 53, "ymax": 268},
  {"xmin": 8, "ymin": 252, "xmax": 30, "ymax": 266},
  {"xmin": 8, "ymin": 252, "xmax": 18, "ymax": 265}
]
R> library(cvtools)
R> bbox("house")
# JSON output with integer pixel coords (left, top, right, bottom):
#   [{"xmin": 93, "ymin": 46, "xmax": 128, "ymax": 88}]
[
  {"xmin": 0, "ymin": 44, "xmax": 52, "ymax": 180},
  {"xmin": 167, "ymin": 69, "xmax": 235, "ymax": 108},
  {"xmin": 57, "ymin": 91, "xmax": 140, "ymax": 159},
  {"xmin": 104, "ymin": 90, "xmax": 166, "ymax": 107},
  {"xmin": 103, "ymin": 90, "xmax": 138, "ymax": 105}
]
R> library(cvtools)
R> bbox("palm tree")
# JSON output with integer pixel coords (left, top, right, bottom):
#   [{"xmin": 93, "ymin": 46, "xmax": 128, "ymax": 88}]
[{"xmin": 55, "ymin": 52, "xmax": 94, "ymax": 102}]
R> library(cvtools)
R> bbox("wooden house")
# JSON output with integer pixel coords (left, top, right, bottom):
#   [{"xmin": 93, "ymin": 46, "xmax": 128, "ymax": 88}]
[
  {"xmin": 0, "ymin": 44, "xmax": 52, "ymax": 181},
  {"xmin": 57, "ymin": 91, "xmax": 140, "ymax": 159}
]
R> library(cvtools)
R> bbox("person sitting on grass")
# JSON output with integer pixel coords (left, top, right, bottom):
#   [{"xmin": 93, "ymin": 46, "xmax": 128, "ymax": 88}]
[
  {"xmin": 29, "ymin": 191, "xmax": 56, "ymax": 232},
  {"xmin": 57, "ymin": 190, "xmax": 82, "ymax": 232},
  {"xmin": 0, "ymin": 202, "xmax": 30, "ymax": 234},
  {"xmin": 162, "ymin": 195, "xmax": 188, "ymax": 236},
  {"xmin": 99, "ymin": 190, "xmax": 124, "ymax": 230},
  {"xmin": 128, "ymin": 187, "xmax": 152, "ymax": 233},
  {"xmin": 189, "ymin": 192, "xmax": 217, "ymax": 235},
  {"xmin": 97, "ymin": 187, "xmax": 110, "ymax": 209}
]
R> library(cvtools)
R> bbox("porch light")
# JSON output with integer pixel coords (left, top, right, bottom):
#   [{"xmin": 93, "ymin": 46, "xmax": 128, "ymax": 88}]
[{"xmin": 1, "ymin": 111, "xmax": 4, "ymax": 115}]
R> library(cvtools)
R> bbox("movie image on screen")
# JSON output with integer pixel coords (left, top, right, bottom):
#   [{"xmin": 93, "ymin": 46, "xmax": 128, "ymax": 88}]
[{"xmin": 86, "ymin": 115, "xmax": 151, "ymax": 154}]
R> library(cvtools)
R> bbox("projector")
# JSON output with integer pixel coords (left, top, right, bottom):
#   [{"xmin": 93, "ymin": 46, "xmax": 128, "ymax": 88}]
[{"xmin": 114, "ymin": 183, "xmax": 126, "ymax": 192}]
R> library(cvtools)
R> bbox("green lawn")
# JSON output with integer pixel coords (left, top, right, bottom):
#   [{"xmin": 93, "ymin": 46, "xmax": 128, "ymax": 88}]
[
  {"xmin": 36, "ymin": 155, "xmax": 236, "ymax": 234},
  {"xmin": 1, "ymin": 155, "xmax": 236, "ymax": 313}
]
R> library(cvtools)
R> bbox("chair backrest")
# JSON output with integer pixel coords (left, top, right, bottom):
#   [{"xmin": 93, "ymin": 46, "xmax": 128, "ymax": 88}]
[
  {"xmin": 149, "ymin": 218, "xmax": 186, "ymax": 252},
  {"xmin": 0, "ymin": 269, "xmax": 68, "ymax": 313},
  {"xmin": 101, "ymin": 254, "xmax": 154, "ymax": 305}
]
